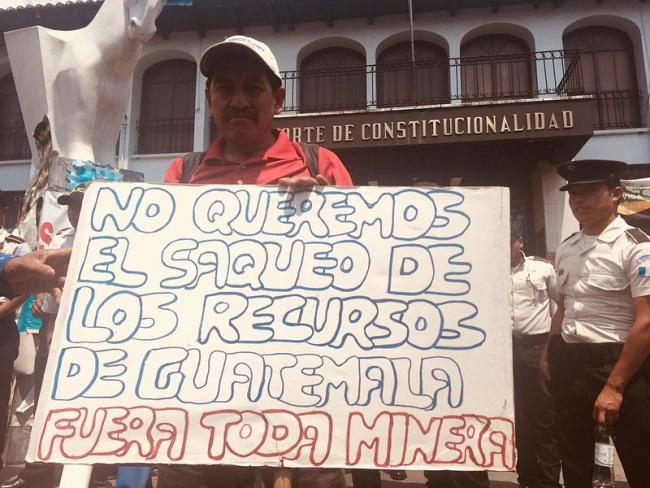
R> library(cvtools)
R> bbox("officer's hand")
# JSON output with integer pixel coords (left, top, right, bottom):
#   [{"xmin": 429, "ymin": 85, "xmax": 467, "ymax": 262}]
[
  {"xmin": 3, "ymin": 248, "xmax": 71, "ymax": 295},
  {"xmin": 32, "ymin": 294, "xmax": 45, "ymax": 317},
  {"xmin": 539, "ymin": 345, "xmax": 552, "ymax": 397},
  {"xmin": 593, "ymin": 384, "xmax": 623, "ymax": 425},
  {"xmin": 278, "ymin": 174, "xmax": 330, "ymax": 190},
  {"xmin": 52, "ymin": 287, "xmax": 63, "ymax": 305}
]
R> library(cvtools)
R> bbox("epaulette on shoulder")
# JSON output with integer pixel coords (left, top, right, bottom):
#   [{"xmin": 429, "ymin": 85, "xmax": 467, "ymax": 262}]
[
  {"xmin": 530, "ymin": 256, "xmax": 551, "ymax": 264},
  {"xmin": 561, "ymin": 231, "xmax": 579, "ymax": 244},
  {"xmin": 626, "ymin": 228, "xmax": 650, "ymax": 244},
  {"xmin": 4, "ymin": 234, "xmax": 25, "ymax": 244}
]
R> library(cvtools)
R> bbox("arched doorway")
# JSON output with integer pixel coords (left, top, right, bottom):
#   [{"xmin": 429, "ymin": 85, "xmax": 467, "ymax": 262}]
[
  {"xmin": 300, "ymin": 47, "xmax": 366, "ymax": 112},
  {"xmin": 563, "ymin": 26, "xmax": 641, "ymax": 128},
  {"xmin": 461, "ymin": 34, "xmax": 533, "ymax": 101},
  {"xmin": 138, "ymin": 59, "xmax": 197, "ymax": 154},
  {"xmin": 0, "ymin": 74, "xmax": 30, "ymax": 161},
  {"xmin": 376, "ymin": 41, "xmax": 450, "ymax": 107}
]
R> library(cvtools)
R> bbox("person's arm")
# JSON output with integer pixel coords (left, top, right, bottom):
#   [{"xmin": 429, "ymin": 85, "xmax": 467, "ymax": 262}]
[
  {"xmin": 546, "ymin": 263, "xmax": 560, "ymax": 305},
  {"xmin": 0, "ymin": 295, "xmax": 28, "ymax": 319},
  {"xmin": 593, "ymin": 295, "xmax": 650, "ymax": 424},
  {"xmin": 164, "ymin": 157, "xmax": 184, "ymax": 184},
  {"xmin": 540, "ymin": 295, "xmax": 564, "ymax": 396},
  {"xmin": 0, "ymin": 248, "xmax": 71, "ymax": 296},
  {"xmin": 0, "ymin": 253, "xmax": 14, "ymax": 298}
]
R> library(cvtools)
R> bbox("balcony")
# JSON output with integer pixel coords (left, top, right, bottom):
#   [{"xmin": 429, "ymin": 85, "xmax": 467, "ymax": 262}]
[
  {"xmin": 590, "ymin": 90, "xmax": 642, "ymax": 130},
  {"xmin": 280, "ymin": 49, "xmax": 643, "ymax": 130},
  {"xmin": 136, "ymin": 117, "xmax": 194, "ymax": 155},
  {"xmin": 0, "ymin": 125, "xmax": 30, "ymax": 161}
]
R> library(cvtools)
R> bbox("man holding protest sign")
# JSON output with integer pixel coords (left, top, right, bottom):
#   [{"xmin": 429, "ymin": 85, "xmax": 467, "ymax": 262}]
[
  {"xmin": 541, "ymin": 160, "xmax": 650, "ymax": 488},
  {"xmin": 162, "ymin": 35, "xmax": 351, "ymax": 488}
]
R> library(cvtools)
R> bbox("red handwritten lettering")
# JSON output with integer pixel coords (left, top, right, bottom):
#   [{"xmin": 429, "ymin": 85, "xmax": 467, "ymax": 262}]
[
  {"xmin": 200, "ymin": 409, "xmax": 332, "ymax": 465},
  {"xmin": 38, "ymin": 406, "xmax": 188, "ymax": 462},
  {"xmin": 347, "ymin": 412, "xmax": 515, "ymax": 469}
]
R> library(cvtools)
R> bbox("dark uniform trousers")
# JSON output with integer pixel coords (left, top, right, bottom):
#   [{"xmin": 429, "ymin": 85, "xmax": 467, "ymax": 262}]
[
  {"xmin": 512, "ymin": 334, "xmax": 561, "ymax": 488},
  {"xmin": 350, "ymin": 468, "xmax": 380, "ymax": 488},
  {"xmin": 0, "ymin": 315, "xmax": 18, "ymax": 466},
  {"xmin": 424, "ymin": 470, "xmax": 489, "ymax": 488},
  {"xmin": 17, "ymin": 320, "xmax": 59, "ymax": 485},
  {"xmin": 549, "ymin": 337, "xmax": 650, "ymax": 488},
  {"xmin": 157, "ymin": 466, "xmax": 346, "ymax": 488}
]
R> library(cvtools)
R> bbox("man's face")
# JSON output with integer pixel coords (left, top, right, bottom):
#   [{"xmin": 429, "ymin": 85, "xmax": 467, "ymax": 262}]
[
  {"xmin": 67, "ymin": 203, "xmax": 81, "ymax": 229},
  {"xmin": 567, "ymin": 182, "xmax": 621, "ymax": 228},
  {"xmin": 510, "ymin": 236, "xmax": 524, "ymax": 264},
  {"xmin": 205, "ymin": 54, "xmax": 284, "ymax": 148}
]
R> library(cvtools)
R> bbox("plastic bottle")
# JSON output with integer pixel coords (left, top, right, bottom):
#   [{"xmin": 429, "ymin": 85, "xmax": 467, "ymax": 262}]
[{"xmin": 593, "ymin": 423, "xmax": 615, "ymax": 488}]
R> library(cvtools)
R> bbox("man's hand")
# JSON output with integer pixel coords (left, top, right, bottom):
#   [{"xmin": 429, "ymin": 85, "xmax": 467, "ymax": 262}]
[
  {"xmin": 32, "ymin": 294, "xmax": 45, "ymax": 317},
  {"xmin": 2, "ymin": 248, "xmax": 72, "ymax": 295},
  {"xmin": 278, "ymin": 174, "xmax": 330, "ymax": 190},
  {"xmin": 593, "ymin": 383, "xmax": 623, "ymax": 425},
  {"xmin": 52, "ymin": 287, "xmax": 63, "ymax": 305}
]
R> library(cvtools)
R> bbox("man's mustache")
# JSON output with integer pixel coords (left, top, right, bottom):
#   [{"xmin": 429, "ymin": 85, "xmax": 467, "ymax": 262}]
[{"xmin": 225, "ymin": 110, "xmax": 258, "ymax": 122}]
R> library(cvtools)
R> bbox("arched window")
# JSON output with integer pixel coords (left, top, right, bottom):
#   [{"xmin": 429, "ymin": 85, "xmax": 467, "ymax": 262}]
[
  {"xmin": 138, "ymin": 59, "xmax": 196, "ymax": 154},
  {"xmin": 0, "ymin": 74, "xmax": 30, "ymax": 161},
  {"xmin": 563, "ymin": 26, "xmax": 641, "ymax": 128},
  {"xmin": 300, "ymin": 47, "xmax": 366, "ymax": 112},
  {"xmin": 461, "ymin": 34, "xmax": 533, "ymax": 101},
  {"xmin": 377, "ymin": 41, "xmax": 449, "ymax": 108}
]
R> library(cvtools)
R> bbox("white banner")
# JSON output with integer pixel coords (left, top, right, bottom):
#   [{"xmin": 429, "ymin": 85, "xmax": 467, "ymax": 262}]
[{"xmin": 29, "ymin": 182, "xmax": 514, "ymax": 471}]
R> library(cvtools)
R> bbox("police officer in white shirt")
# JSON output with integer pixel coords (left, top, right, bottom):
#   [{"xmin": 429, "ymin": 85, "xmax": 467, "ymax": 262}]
[
  {"xmin": 2, "ymin": 186, "xmax": 82, "ymax": 488},
  {"xmin": 540, "ymin": 159, "xmax": 650, "ymax": 488},
  {"xmin": 510, "ymin": 229, "xmax": 561, "ymax": 488}
]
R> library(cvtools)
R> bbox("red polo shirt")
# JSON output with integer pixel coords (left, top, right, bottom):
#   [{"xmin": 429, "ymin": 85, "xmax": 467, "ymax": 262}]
[{"xmin": 164, "ymin": 129, "xmax": 352, "ymax": 186}]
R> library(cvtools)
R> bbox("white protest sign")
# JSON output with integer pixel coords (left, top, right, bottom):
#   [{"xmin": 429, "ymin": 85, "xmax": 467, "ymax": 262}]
[{"xmin": 29, "ymin": 182, "xmax": 514, "ymax": 471}]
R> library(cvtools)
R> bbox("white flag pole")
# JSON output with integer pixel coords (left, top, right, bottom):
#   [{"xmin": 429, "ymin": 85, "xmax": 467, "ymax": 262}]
[{"xmin": 59, "ymin": 464, "xmax": 93, "ymax": 488}]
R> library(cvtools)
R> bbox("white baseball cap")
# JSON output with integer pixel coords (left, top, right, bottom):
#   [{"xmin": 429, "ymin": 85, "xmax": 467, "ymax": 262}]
[{"xmin": 199, "ymin": 35, "xmax": 282, "ymax": 85}]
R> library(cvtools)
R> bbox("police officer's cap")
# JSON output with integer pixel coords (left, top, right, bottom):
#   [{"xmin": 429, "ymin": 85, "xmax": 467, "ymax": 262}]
[
  {"xmin": 57, "ymin": 185, "xmax": 86, "ymax": 206},
  {"xmin": 557, "ymin": 159, "xmax": 627, "ymax": 191}
]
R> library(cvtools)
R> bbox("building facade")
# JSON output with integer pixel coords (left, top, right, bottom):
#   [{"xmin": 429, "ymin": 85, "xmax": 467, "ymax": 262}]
[{"xmin": 1, "ymin": 0, "xmax": 649, "ymax": 256}]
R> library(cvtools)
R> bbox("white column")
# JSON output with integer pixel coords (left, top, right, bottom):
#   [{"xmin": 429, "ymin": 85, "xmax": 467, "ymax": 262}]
[
  {"xmin": 366, "ymin": 41, "xmax": 379, "ymax": 110},
  {"xmin": 538, "ymin": 161, "xmax": 579, "ymax": 257},
  {"xmin": 118, "ymin": 80, "xmax": 133, "ymax": 169},
  {"xmin": 194, "ymin": 66, "xmax": 207, "ymax": 151},
  {"xmin": 448, "ymin": 41, "xmax": 461, "ymax": 104},
  {"xmin": 530, "ymin": 27, "xmax": 565, "ymax": 99}
]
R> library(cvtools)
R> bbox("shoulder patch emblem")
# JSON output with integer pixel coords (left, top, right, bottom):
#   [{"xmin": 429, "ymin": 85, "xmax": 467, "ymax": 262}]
[
  {"xmin": 530, "ymin": 256, "xmax": 551, "ymax": 264},
  {"xmin": 626, "ymin": 228, "xmax": 650, "ymax": 244}
]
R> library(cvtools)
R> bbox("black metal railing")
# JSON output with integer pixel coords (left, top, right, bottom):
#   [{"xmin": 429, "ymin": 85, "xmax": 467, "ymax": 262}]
[
  {"xmin": 591, "ymin": 90, "xmax": 643, "ymax": 130},
  {"xmin": 136, "ymin": 117, "xmax": 194, "ymax": 154},
  {"xmin": 282, "ymin": 50, "xmax": 586, "ymax": 112},
  {"xmin": 0, "ymin": 125, "xmax": 30, "ymax": 161},
  {"xmin": 556, "ymin": 50, "xmax": 583, "ymax": 95}
]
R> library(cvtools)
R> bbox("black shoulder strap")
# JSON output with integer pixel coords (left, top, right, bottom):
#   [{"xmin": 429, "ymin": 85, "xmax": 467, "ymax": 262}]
[
  {"xmin": 626, "ymin": 228, "xmax": 650, "ymax": 244},
  {"xmin": 561, "ymin": 231, "xmax": 579, "ymax": 243},
  {"xmin": 297, "ymin": 142, "xmax": 320, "ymax": 178},
  {"xmin": 4, "ymin": 234, "xmax": 25, "ymax": 244},
  {"xmin": 180, "ymin": 152, "xmax": 206, "ymax": 183}
]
